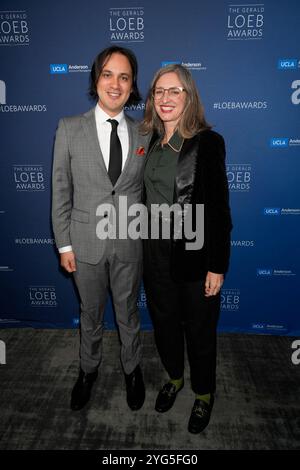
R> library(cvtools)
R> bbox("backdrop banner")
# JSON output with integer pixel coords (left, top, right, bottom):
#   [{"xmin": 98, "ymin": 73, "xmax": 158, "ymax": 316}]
[{"xmin": 0, "ymin": 0, "xmax": 299, "ymax": 335}]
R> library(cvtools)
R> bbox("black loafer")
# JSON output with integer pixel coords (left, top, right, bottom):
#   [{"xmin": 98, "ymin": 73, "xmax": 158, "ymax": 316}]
[
  {"xmin": 155, "ymin": 381, "xmax": 184, "ymax": 413},
  {"xmin": 70, "ymin": 368, "xmax": 98, "ymax": 411},
  {"xmin": 188, "ymin": 395, "xmax": 214, "ymax": 433},
  {"xmin": 124, "ymin": 365, "xmax": 145, "ymax": 411}
]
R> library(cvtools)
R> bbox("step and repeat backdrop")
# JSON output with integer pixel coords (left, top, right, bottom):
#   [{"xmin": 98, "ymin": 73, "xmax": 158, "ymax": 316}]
[{"xmin": 0, "ymin": 0, "xmax": 299, "ymax": 334}]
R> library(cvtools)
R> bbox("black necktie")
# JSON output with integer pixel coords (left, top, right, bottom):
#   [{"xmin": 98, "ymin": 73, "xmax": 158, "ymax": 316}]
[{"xmin": 107, "ymin": 119, "xmax": 122, "ymax": 186}]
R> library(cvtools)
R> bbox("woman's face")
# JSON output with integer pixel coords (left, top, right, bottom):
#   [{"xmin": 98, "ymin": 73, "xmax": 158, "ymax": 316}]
[{"xmin": 153, "ymin": 72, "xmax": 186, "ymax": 130}]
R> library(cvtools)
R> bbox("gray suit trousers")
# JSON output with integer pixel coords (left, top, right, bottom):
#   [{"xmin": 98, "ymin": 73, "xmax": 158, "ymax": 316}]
[{"xmin": 73, "ymin": 239, "xmax": 142, "ymax": 375}]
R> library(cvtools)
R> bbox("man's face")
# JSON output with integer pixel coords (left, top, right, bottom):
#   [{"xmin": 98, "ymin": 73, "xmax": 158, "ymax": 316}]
[{"xmin": 96, "ymin": 52, "xmax": 133, "ymax": 116}]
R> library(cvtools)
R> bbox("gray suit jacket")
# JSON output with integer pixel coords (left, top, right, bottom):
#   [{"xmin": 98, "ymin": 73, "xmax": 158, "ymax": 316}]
[{"xmin": 52, "ymin": 107, "xmax": 149, "ymax": 264}]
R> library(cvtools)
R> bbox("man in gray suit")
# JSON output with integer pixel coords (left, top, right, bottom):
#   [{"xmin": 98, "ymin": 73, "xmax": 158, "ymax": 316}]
[{"xmin": 52, "ymin": 46, "xmax": 148, "ymax": 411}]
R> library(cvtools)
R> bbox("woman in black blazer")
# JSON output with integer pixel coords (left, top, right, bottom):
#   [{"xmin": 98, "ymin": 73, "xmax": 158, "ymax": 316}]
[{"xmin": 142, "ymin": 64, "xmax": 232, "ymax": 434}]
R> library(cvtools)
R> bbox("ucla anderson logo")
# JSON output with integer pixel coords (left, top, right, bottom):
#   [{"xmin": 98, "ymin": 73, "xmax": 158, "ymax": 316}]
[
  {"xmin": 270, "ymin": 138, "xmax": 289, "ymax": 148},
  {"xmin": 50, "ymin": 64, "xmax": 68, "ymax": 74},
  {"xmin": 257, "ymin": 269, "xmax": 273, "ymax": 276},
  {"xmin": 252, "ymin": 323, "xmax": 288, "ymax": 333},
  {"xmin": 50, "ymin": 64, "xmax": 90, "ymax": 74},
  {"xmin": 161, "ymin": 61, "xmax": 181, "ymax": 67},
  {"xmin": 161, "ymin": 60, "xmax": 206, "ymax": 71},
  {"xmin": 263, "ymin": 208, "xmax": 280, "ymax": 215},
  {"xmin": 270, "ymin": 138, "xmax": 300, "ymax": 148},
  {"xmin": 278, "ymin": 59, "xmax": 299, "ymax": 69}
]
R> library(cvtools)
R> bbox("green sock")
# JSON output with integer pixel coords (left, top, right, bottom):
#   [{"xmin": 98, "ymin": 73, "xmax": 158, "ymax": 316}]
[
  {"xmin": 196, "ymin": 393, "xmax": 211, "ymax": 405},
  {"xmin": 169, "ymin": 377, "xmax": 183, "ymax": 391}
]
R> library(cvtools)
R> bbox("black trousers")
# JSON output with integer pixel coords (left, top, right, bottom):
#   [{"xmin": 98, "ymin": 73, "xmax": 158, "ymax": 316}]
[{"xmin": 143, "ymin": 237, "xmax": 220, "ymax": 395}]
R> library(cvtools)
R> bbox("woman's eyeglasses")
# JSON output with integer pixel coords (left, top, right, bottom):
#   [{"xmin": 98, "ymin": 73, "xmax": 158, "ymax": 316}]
[{"xmin": 152, "ymin": 87, "xmax": 185, "ymax": 100}]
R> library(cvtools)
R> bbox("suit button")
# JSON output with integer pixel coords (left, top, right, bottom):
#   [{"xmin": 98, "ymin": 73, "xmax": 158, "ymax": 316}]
[{"xmin": 112, "ymin": 190, "xmax": 115, "ymax": 195}]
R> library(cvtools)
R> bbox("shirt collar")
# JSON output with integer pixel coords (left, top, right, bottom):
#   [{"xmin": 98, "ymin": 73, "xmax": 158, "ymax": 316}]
[
  {"xmin": 167, "ymin": 131, "xmax": 184, "ymax": 152},
  {"xmin": 155, "ymin": 130, "xmax": 184, "ymax": 153},
  {"xmin": 95, "ymin": 104, "xmax": 125, "ymax": 126}
]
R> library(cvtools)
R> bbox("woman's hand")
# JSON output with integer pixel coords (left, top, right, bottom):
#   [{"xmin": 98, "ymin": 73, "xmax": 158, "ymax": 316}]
[{"xmin": 205, "ymin": 271, "xmax": 224, "ymax": 297}]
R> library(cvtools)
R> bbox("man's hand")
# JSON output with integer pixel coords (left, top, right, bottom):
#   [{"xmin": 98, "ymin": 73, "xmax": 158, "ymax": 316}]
[
  {"xmin": 205, "ymin": 271, "xmax": 224, "ymax": 297},
  {"xmin": 60, "ymin": 251, "xmax": 76, "ymax": 273}
]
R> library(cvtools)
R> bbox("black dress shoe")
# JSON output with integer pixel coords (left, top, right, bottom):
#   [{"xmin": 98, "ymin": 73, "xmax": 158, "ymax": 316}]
[
  {"xmin": 124, "ymin": 365, "xmax": 145, "ymax": 411},
  {"xmin": 70, "ymin": 368, "xmax": 98, "ymax": 411},
  {"xmin": 188, "ymin": 395, "xmax": 214, "ymax": 433},
  {"xmin": 155, "ymin": 381, "xmax": 184, "ymax": 413}
]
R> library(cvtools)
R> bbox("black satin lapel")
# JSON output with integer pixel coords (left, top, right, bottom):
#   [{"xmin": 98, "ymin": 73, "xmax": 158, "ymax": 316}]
[
  {"xmin": 174, "ymin": 135, "xmax": 199, "ymax": 205},
  {"xmin": 142, "ymin": 132, "xmax": 160, "ymax": 204}
]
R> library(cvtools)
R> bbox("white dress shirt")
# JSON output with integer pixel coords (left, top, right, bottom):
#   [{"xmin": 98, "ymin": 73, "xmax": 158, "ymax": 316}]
[
  {"xmin": 58, "ymin": 104, "xmax": 129, "ymax": 254},
  {"xmin": 95, "ymin": 104, "xmax": 129, "ymax": 170}
]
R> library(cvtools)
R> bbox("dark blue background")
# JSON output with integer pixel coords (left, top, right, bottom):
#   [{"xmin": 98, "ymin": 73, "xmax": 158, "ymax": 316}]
[{"xmin": 0, "ymin": 0, "xmax": 299, "ymax": 334}]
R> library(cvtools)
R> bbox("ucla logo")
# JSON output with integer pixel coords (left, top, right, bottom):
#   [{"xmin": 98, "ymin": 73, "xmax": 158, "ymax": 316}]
[
  {"xmin": 50, "ymin": 64, "xmax": 68, "ymax": 74},
  {"xmin": 252, "ymin": 323, "xmax": 265, "ymax": 329},
  {"xmin": 270, "ymin": 138, "xmax": 288, "ymax": 148},
  {"xmin": 278, "ymin": 59, "xmax": 297, "ymax": 69},
  {"xmin": 161, "ymin": 61, "xmax": 181, "ymax": 67},
  {"xmin": 257, "ymin": 269, "xmax": 273, "ymax": 276},
  {"xmin": 264, "ymin": 208, "xmax": 280, "ymax": 216}
]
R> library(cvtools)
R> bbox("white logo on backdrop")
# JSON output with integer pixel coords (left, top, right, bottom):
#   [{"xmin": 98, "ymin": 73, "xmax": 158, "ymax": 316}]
[
  {"xmin": 0, "ymin": 79, "xmax": 6, "ymax": 104},
  {"xmin": 0, "ymin": 10, "xmax": 30, "ymax": 46},
  {"xmin": 0, "ymin": 82, "xmax": 47, "ymax": 113},
  {"xmin": 109, "ymin": 6, "xmax": 144, "ymax": 42},
  {"xmin": 0, "ymin": 340, "xmax": 6, "ymax": 364},
  {"xmin": 291, "ymin": 80, "xmax": 300, "ymax": 105},
  {"xmin": 227, "ymin": 4, "xmax": 264, "ymax": 40}
]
